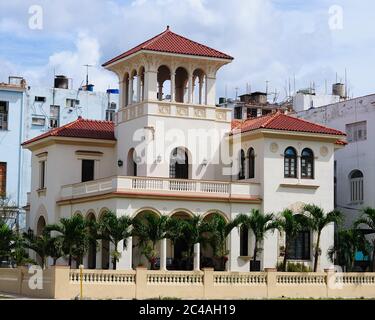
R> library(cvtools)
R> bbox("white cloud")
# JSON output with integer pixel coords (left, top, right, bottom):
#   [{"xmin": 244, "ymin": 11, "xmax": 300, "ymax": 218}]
[{"xmin": 0, "ymin": 0, "xmax": 374, "ymax": 98}]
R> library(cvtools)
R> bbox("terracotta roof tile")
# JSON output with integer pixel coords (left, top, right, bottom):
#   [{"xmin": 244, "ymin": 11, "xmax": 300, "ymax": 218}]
[
  {"xmin": 102, "ymin": 27, "xmax": 233, "ymax": 67},
  {"xmin": 231, "ymin": 111, "xmax": 346, "ymax": 136},
  {"xmin": 22, "ymin": 117, "xmax": 115, "ymax": 146}
]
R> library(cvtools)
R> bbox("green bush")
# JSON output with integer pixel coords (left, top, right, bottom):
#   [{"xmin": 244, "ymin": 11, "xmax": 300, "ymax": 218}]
[{"xmin": 276, "ymin": 261, "xmax": 312, "ymax": 272}]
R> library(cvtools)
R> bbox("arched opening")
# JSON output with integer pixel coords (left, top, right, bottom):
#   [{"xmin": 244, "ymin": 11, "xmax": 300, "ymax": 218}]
[
  {"xmin": 157, "ymin": 65, "xmax": 171, "ymax": 101},
  {"xmin": 284, "ymin": 147, "xmax": 297, "ymax": 178},
  {"xmin": 239, "ymin": 149, "xmax": 245, "ymax": 180},
  {"xmin": 123, "ymin": 73, "xmax": 129, "ymax": 106},
  {"xmin": 86, "ymin": 212, "xmax": 96, "ymax": 269},
  {"xmin": 138, "ymin": 66, "xmax": 145, "ymax": 102},
  {"xmin": 301, "ymin": 148, "xmax": 314, "ymax": 179},
  {"xmin": 192, "ymin": 69, "xmax": 206, "ymax": 104},
  {"xmin": 175, "ymin": 67, "xmax": 188, "ymax": 103},
  {"xmin": 132, "ymin": 210, "xmax": 161, "ymax": 269},
  {"xmin": 36, "ymin": 216, "xmax": 46, "ymax": 236},
  {"xmin": 169, "ymin": 147, "xmax": 189, "ymax": 179},
  {"xmin": 169, "ymin": 211, "xmax": 193, "ymax": 270},
  {"xmin": 130, "ymin": 70, "xmax": 137, "ymax": 104},
  {"xmin": 127, "ymin": 148, "xmax": 137, "ymax": 176},
  {"xmin": 286, "ymin": 216, "xmax": 311, "ymax": 261},
  {"xmin": 248, "ymin": 147, "xmax": 255, "ymax": 179},
  {"xmin": 349, "ymin": 169, "xmax": 364, "ymax": 203}
]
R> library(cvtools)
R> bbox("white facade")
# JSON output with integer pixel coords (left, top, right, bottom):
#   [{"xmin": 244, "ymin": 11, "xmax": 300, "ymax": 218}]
[
  {"xmin": 0, "ymin": 80, "xmax": 118, "ymax": 228},
  {"xmin": 24, "ymin": 31, "xmax": 343, "ymax": 272},
  {"xmin": 293, "ymin": 92, "xmax": 341, "ymax": 113},
  {"xmin": 297, "ymin": 94, "xmax": 375, "ymax": 228}
]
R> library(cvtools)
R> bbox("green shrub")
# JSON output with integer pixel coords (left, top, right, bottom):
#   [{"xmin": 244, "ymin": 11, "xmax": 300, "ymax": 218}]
[{"xmin": 276, "ymin": 261, "xmax": 312, "ymax": 272}]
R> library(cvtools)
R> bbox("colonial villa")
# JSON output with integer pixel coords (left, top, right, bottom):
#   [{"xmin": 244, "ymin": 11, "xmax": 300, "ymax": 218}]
[{"xmin": 22, "ymin": 27, "xmax": 346, "ymax": 272}]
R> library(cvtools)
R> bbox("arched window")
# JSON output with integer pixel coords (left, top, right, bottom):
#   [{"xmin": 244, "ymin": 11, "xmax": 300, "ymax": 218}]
[
  {"xmin": 240, "ymin": 225, "xmax": 249, "ymax": 256},
  {"xmin": 284, "ymin": 147, "xmax": 297, "ymax": 178},
  {"xmin": 248, "ymin": 147, "xmax": 255, "ymax": 179},
  {"xmin": 301, "ymin": 148, "xmax": 314, "ymax": 179},
  {"xmin": 127, "ymin": 149, "xmax": 137, "ymax": 176},
  {"xmin": 170, "ymin": 148, "xmax": 189, "ymax": 179},
  {"xmin": 239, "ymin": 149, "xmax": 245, "ymax": 180},
  {"xmin": 349, "ymin": 170, "xmax": 364, "ymax": 203}
]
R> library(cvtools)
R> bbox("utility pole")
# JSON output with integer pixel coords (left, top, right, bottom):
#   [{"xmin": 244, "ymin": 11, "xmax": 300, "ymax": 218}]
[{"xmin": 83, "ymin": 64, "xmax": 94, "ymax": 87}]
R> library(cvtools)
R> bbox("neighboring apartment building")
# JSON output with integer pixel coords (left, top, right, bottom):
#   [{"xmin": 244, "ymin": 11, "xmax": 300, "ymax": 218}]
[
  {"xmin": 23, "ymin": 27, "xmax": 346, "ymax": 272},
  {"xmin": 296, "ymin": 93, "xmax": 375, "ymax": 229},
  {"xmin": 0, "ymin": 76, "xmax": 118, "ymax": 228}
]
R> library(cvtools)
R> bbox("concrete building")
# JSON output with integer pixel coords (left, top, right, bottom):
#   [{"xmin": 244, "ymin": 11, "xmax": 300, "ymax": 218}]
[
  {"xmin": 0, "ymin": 76, "xmax": 119, "ymax": 228},
  {"xmin": 23, "ymin": 27, "xmax": 346, "ymax": 272},
  {"xmin": 297, "ymin": 93, "xmax": 375, "ymax": 230}
]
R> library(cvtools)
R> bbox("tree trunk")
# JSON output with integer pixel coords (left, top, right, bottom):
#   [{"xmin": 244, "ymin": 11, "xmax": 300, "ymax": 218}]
[
  {"xmin": 68, "ymin": 254, "xmax": 72, "ymax": 267},
  {"xmin": 253, "ymin": 240, "xmax": 258, "ymax": 262},
  {"xmin": 283, "ymin": 242, "xmax": 288, "ymax": 272},
  {"xmin": 113, "ymin": 241, "xmax": 118, "ymax": 270},
  {"xmin": 314, "ymin": 233, "xmax": 321, "ymax": 272}
]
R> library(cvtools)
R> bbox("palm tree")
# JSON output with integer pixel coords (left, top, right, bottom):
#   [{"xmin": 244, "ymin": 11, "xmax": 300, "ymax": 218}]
[
  {"xmin": 46, "ymin": 215, "xmax": 89, "ymax": 267},
  {"xmin": 354, "ymin": 207, "xmax": 375, "ymax": 271},
  {"xmin": 98, "ymin": 211, "xmax": 132, "ymax": 270},
  {"xmin": 303, "ymin": 204, "xmax": 343, "ymax": 272},
  {"xmin": 178, "ymin": 215, "xmax": 214, "ymax": 269},
  {"xmin": 206, "ymin": 213, "xmax": 237, "ymax": 270},
  {"xmin": 132, "ymin": 212, "xmax": 171, "ymax": 269},
  {"xmin": 234, "ymin": 209, "xmax": 278, "ymax": 265},
  {"xmin": 0, "ymin": 219, "xmax": 15, "ymax": 263},
  {"xmin": 22, "ymin": 230, "xmax": 52, "ymax": 269},
  {"xmin": 328, "ymin": 228, "xmax": 370, "ymax": 271},
  {"xmin": 276, "ymin": 209, "xmax": 306, "ymax": 271}
]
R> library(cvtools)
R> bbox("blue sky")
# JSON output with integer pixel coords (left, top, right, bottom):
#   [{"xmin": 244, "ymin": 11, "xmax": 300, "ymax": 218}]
[{"xmin": 0, "ymin": 0, "xmax": 374, "ymax": 100}]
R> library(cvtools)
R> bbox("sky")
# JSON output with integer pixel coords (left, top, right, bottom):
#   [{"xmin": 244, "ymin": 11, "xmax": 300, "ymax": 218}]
[{"xmin": 0, "ymin": 0, "xmax": 374, "ymax": 101}]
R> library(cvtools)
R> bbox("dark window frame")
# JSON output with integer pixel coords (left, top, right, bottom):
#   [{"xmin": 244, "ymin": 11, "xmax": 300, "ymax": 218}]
[
  {"xmin": 0, "ymin": 162, "xmax": 7, "ymax": 195},
  {"xmin": 248, "ymin": 147, "xmax": 255, "ymax": 179},
  {"xmin": 287, "ymin": 230, "xmax": 311, "ymax": 260},
  {"xmin": 301, "ymin": 148, "xmax": 314, "ymax": 179},
  {"xmin": 81, "ymin": 159, "xmax": 95, "ymax": 182},
  {"xmin": 284, "ymin": 147, "xmax": 297, "ymax": 178},
  {"xmin": 39, "ymin": 161, "xmax": 46, "ymax": 189},
  {"xmin": 170, "ymin": 148, "xmax": 189, "ymax": 179},
  {"xmin": 240, "ymin": 225, "xmax": 249, "ymax": 256},
  {"xmin": 239, "ymin": 149, "xmax": 245, "ymax": 180}
]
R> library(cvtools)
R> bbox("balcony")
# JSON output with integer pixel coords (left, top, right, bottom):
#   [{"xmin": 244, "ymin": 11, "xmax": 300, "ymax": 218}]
[{"xmin": 60, "ymin": 176, "xmax": 261, "ymax": 203}]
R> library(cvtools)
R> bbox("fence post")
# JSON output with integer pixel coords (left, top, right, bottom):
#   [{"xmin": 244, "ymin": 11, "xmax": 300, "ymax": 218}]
[
  {"xmin": 135, "ymin": 266, "xmax": 148, "ymax": 299},
  {"xmin": 265, "ymin": 268, "xmax": 277, "ymax": 299},
  {"xmin": 203, "ymin": 268, "xmax": 214, "ymax": 299}
]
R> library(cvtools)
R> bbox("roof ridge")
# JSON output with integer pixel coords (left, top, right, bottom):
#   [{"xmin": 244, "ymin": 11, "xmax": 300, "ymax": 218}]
[
  {"xmin": 260, "ymin": 112, "xmax": 280, "ymax": 128},
  {"xmin": 143, "ymin": 28, "xmax": 170, "ymax": 49}
]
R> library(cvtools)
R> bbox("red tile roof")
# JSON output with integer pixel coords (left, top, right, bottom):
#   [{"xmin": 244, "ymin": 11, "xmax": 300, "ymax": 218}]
[
  {"xmin": 231, "ymin": 111, "xmax": 346, "ymax": 136},
  {"xmin": 102, "ymin": 26, "xmax": 233, "ymax": 67},
  {"xmin": 22, "ymin": 117, "xmax": 115, "ymax": 146}
]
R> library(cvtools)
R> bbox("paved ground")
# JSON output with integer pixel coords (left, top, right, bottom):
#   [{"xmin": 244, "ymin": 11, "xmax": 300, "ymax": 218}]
[{"xmin": 0, "ymin": 292, "xmax": 50, "ymax": 300}]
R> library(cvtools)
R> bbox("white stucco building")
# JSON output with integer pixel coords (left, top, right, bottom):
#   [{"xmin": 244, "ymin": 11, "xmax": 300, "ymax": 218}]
[
  {"xmin": 0, "ymin": 76, "xmax": 118, "ymax": 228},
  {"xmin": 297, "ymin": 94, "xmax": 375, "ymax": 229},
  {"xmin": 23, "ymin": 27, "xmax": 346, "ymax": 272}
]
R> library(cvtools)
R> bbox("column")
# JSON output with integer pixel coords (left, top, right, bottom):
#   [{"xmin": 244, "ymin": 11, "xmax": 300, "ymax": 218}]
[
  {"xmin": 119, "ymin": 80, "xmax": 124, "ymax": 108},
  {"xmin": 193, "ymin": 242, "xmax": 200, "ymax": 271},
  {"xmin": 188, "ymin": 75, "xmax": 193, "ymax": 104},
  {"xmin": 143, "ymin": 70, "xmax": 158, "ymax": 101},
  {"xmin": 109, "ymin": 242, "xmax": 115, "ymax": 269},
  {"xmin": 136, "ymin": 75, "xmax": 141, "ymax": 103},
  {"xmin": 160, "ymin": 238, "xmax": 167, "ymax": 270},
  {"xmin": 158, "ymin": 83, "xmax": 163, "ymax": 101},
  {"xmin": 170, "ymin": 72, "xmax": 175, "ymax": 102},
  {"xmin": 128, "ymin": 77, "xmax": 133, "ymax": 105},
  {"xmin": 83, "ymin": 255, "xmax": 89, "ymax": 269},
  {"xmin": 117, "ymin": 237, "xmax": 133, "ymax": 270},
  {"xmin": 96, "ymin": 240, "xmax": 102, "ymax": 269},
  {"xmin": 199, "ymin": 78, "xmax": 203, "ymax": 104},
  {"xmin": 205, "ymin": 75, "xmax": 216, "ymax": 105}
]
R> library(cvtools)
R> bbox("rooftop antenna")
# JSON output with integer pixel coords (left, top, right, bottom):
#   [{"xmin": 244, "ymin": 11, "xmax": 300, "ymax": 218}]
[
  {"xmin": 266, "ymin": 80, "xmax": 269, "ymax": 95},
  {"xmin": 325, "ymin": 79, "xmax": 328, "ymax": 94},
  {"xmin": 293, "ymin": 74, "xmax": 296, "ymax": 95},
  {"xmin": 345, "ymin": 68, "xmax": 348, "ymax": 99},
  {"xmin": 235, "ymin": 87, "xmax": 239, "ymax": 100},
  {"xmin": 83, "ymin": 64, "xmax": 94, "ymax": 87}
]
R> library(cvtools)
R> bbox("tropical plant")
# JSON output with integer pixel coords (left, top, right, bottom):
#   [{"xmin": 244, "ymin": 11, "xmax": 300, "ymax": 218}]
[
  {"xmin": 303, "ymin": 204, "xmax": 343, "ymax": 272},
  {"xmin": 234, "ymin": 209, "xmax": 278, "ymax": 263},
  {"xmin": 45, "ymin": 215, "xmax": 89, "ymax": 267},
  {"xmin": 354, "ymin": 207, "xmax": 375, "ymax": 271},
  {"xmin": 328, "ymin": 228, "xmax": 370, "ymax": 271},
  {"xmin": 276, "ymin": 209, "xmax": 307, "ymax": 271},
  {"xmin": 98, "ymin": 211, "xmax": 132, "ymax": 270},
  {"xmin": 132, "ymin": 212, "xmax": 173, "ymax": 269},
  {"xmin": 206, "ymin": 213, "xmax": 237, "ymax": 270},
  {"xmin": 276, "ymin": 261, "xmax": 312, "ymax": 272},
  {"xmin": 11, "ymin": 236, "xmax": 36, "ymax": 267},
  {"xmin": 0, "ymin": 219, "xmax": 15, "ymax": 262}
]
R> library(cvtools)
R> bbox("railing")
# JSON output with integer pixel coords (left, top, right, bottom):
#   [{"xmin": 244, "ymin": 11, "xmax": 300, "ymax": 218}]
[
  {"xmin": 147, "ymin": 271, "xmax": 203, "ymax": 285},
  {"xmin": 60, "ymin": 176, "xmax": 261, "ymax": 201},
  {"xmin": 335, "ymin": 274, "xmax": 375, "ymax": 284},
  {"xmin": 69, "ymin": 269, "xmax": 135, "ymax": 284},
  {"xmin": 277, "ymin": 273, "xmax": 326, "ymax": 285},
  {"xmin": 214, "ymin": 272, "xmax": 266, "ymax": 285}
]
